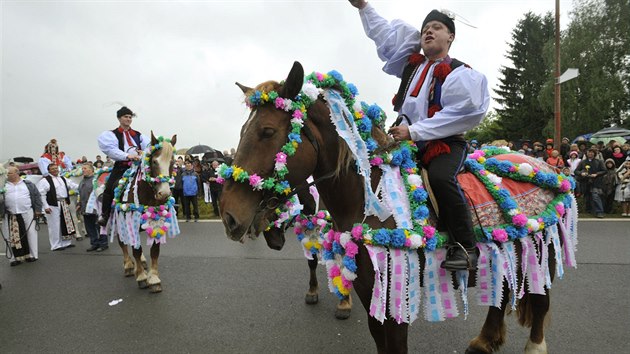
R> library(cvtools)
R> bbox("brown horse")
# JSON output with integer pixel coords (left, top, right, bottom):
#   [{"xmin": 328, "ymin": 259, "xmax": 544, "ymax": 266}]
[
  {"xmin": 105, "ymin": 132, "xmax": 179, "ymax": 293},
  {"xmin": 220, "ymin": 62, "xmax": 575, "ymax": 353}
]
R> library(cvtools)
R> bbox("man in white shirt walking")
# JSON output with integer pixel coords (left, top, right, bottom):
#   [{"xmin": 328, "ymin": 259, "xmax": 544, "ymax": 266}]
[
  {"xmin": 37, "ymin": 164, "xmax": 79, "ymax": 251},
  {"xmin": 1, "ymin": 166, "xmax": 43, "ymax": 265}
]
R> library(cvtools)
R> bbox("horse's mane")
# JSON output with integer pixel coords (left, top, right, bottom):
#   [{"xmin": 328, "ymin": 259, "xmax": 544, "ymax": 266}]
[{"xmin": 159, "ymin": 140, "xmax": 174, "ymax": 157}]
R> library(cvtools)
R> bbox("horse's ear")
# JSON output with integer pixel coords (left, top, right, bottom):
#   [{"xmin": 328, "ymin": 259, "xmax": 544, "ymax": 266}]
[
  {"xmin": 170, "ymin": 135, "xmax": 177, "ymax": 146},
  {"xmin": 279, "ymin": 61, "xmax": 304, "ymax": 99},
  {"xmin": 235, "ymin": 82, "xmax": 252, "ymax": 94},
  {"xmin": 151, "ymin": 131, "xmax": 158, "ymax": 145}
]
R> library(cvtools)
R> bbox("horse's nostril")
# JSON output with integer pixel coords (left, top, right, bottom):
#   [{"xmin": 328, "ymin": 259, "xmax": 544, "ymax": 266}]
[{"xmin": 225, "ymin": 212, "xmax": 238, "ymax": 233}]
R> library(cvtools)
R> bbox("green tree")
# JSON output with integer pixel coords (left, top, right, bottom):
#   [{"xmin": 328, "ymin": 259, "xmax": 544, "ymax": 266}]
[
  {"xmin": 465, "ymin": 110, "xmax": 503, "ymax": 144},
  {"xmin": 494, "ymin": 12, "xmax": 556, "ymax": 142},
  {"xmin": 539, "ymin": 0, "xmax": 630, "ymax": 137}
]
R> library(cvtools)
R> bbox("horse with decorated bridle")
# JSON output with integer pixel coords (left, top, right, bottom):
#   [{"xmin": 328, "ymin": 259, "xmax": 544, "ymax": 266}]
[
  {"xmin": 100, "ymin": 132, "xmax": 180, "ymax": 293},
  {"xmin": 219, "ymin": 62, "xmax": 578, "ymax": 354}
]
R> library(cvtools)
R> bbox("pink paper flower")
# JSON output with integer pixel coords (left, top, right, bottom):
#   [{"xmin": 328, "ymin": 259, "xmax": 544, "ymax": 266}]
[
  {"xmin": 351, "ymin": 225, "xmax": 364, "ymax": 240},
  {"xmin": 512, "ymin": 213, "xmax": 528, "ymax": 227},
  {"xmin": 555, "ymin": 203, "xmax": 565, "ymax": 216},
  {"xmin": 345, "ymin": 241, "xmax": 359, "ymax": 257},
  {"xmin": 316, "ymin": 72, "xmax": 324, "ymax": 81},
  {"xmin": 423, "ymin": 225, "xmax": 435, "ymax": 239},
  {"xmin": 328, "ymin": 264, "xmax": 340, "ymax": 278},
  {"xmin": 492, "ymin": 229, "xmax": 508, "ymax": 242},
  {"xmin": 275, "ymin": 152, "xmax": 287, "ymax": 164},
  {"xmin": 342, "ymin": 277, "xmax": 353, "ymax": 290},
  {"xmin": 249, "ymin": 174, "xmax": 262, "ymax": 189},
  {"xmin": 369, "ymin": 156, "xmax": 383, "ymax": 166},
  {"xmin": 274, "ymin": 97, "xmax": 285, "ymax": 109},
  {"xmin": 292, "ymin": 110, "xmax": 303, "ymax": 119},
  {"xmin": 559, "ymin": 179, "xmax": 571, "ymax": 193}
]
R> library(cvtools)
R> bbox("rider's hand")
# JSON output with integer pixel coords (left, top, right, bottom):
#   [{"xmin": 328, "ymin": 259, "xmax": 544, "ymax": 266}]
[
  {"xmin": 348, "ymin": 0, "xmax": 367, "ymax": 10},
  {"xmin": 388, "ymin": 126, "xmax": 411, "ymax": 141},
  {"xmin": 128, "ymin": 154, "xmax": 140, "ymax": 161},
  {"xmin": 45, "ymin": 208, "xmax": 52, "ymax": 214}
]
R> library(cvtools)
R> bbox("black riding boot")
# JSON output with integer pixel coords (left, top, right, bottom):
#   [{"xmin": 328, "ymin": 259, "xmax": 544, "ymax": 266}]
[{"xmin": 441, "ymin": 243, "xmax": 478, "ymax": 271}]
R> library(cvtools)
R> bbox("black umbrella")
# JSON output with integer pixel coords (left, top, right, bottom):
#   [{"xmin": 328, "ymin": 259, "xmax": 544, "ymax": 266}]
[
  {"xmin": 589, "ymin": 127, "xmax": 630, "ymax": 144},
  {"xmin": 202, "ymin": 150, "xmax": 225, "ymax": 163},
  {"xmin": 186, "ymin": 145, "xmax": 215, "ymax": 155}
]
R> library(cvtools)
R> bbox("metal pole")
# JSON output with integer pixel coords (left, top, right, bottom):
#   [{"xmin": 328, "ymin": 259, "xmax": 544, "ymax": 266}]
[{"xmin": 554, "ymin": 0, "xmax": 561, "ymax": 150}]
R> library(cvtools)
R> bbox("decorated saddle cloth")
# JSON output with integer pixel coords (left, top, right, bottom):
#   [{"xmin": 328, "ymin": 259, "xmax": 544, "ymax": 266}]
[
  {"xmin": 107, "ymin": 162, "xmax": 180, "ymax": 249},
  {"xmin": 319, "ymin": 87, "xmax": 578, "ymax": 325}
]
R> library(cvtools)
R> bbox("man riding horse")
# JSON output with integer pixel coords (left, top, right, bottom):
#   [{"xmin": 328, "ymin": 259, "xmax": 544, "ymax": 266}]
[
  {"xmin": 97, "ymin": 106, "xmax": 149, "ymax": 226},
  {"xmin": 349, "ymin": 0, "xmax": 490, "ymax": 270}
]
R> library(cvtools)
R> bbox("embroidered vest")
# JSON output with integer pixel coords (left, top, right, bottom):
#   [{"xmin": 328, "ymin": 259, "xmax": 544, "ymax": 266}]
[
  {"xmin": 392, "ymin": 54, "xmax": 466, "ymax": 113},
  {"xmin": 45, "ymin": 176, "xmax": 70, "ymax": 207},
  {"xmin": 112, "ymin": 128, "xmax": 142, "ymax": 168}
]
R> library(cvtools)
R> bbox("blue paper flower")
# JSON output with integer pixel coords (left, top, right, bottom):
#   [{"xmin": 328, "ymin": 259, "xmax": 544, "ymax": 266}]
[
  {"xmin": 391, "ymin": 229, "xmax": 406, "ymax": 248},
  {"xmin": 412, "ymin": 188, "xmax": 428, "ymax": 202},
  {"xmin": 327, "ymin": 70, "xmax": 344, "ymax": 82},
  {"xmin": 425, "ymin": 236, "xmax": 438, "ymax": 251},
  {"xmin": 367, "ymin": 104, "xmax": 382, "ymax": 120},
  {"xmin": 347, "ymin": 83, "xmax": 359, "ymax": 96},
  {"xmin": 343, "ymin": 257, "xmax": 358, "ymax": 272},
  {"xmin": 373, "ymin": 229, "xmax": 391, "ymax": 246},
  {"xmin": 413, "ymin": 205, "xmax": 429, "ymax": 220}
]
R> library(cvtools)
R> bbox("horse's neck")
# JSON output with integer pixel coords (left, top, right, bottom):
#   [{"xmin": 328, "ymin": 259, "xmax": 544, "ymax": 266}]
[
  {"xmin": 122, "ymin": 169, "xmax": 157, "ymax": 206},
  {"xmin": 316, "ymin": 169, "xmax": 366, "ymax": 231}
]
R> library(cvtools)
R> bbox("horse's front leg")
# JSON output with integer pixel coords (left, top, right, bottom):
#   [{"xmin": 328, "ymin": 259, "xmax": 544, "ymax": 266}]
[
  {"xmin": 147, "ymin": 242, "xmax": 162, "ymax": 293},
  {"xmin": 118, "ymin": 238, "xmax": 135, "ymax": 277},
  {"xmin": 466, "ymin": 281, "xmax": 510, "ymax": 354},
  {"xmin": 305, "ymin": 257, "xmax": 319, "ymax": 304},
  {"xmin": 132, "ymin": 246, "xmax": 149, "ymax": 289}
]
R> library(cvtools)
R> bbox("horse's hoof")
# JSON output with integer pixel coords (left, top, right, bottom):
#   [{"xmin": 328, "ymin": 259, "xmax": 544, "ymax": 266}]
[
  {"xmin": 465, "ymin": 347, "xmax": 491, "ymax": 354},
  {"xmin": 138, "ymin": 280, "xmax": 148, "ymax": 289},
  {"xmin": 334, "ymin": 308, "xmax": 351, "ymax": 320},
  {"xmin": 305, "ymin": 294, "xmax": 319, "ymax": 305},
  {"xmin": 149, "ymin": 284, "xmax": 162, "ymax": 293},
  {"xmin": 124, "ymin": 269, "xmax": 134, "ymax": 277}
]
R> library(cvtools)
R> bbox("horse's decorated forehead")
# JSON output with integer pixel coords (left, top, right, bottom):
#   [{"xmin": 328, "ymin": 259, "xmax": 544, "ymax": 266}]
[{"xmin": 244, "ymin": 80, "xmax": 282, "ymax": 106}]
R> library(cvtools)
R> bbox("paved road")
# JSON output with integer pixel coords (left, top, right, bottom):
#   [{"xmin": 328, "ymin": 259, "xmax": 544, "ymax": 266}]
[{"xmin": 1, "ymin": 220, "xmax": 628, "ymax": 353}]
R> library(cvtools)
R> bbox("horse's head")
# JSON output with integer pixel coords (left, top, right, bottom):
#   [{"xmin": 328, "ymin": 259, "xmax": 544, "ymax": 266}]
[
  {"xmin": 145, "ymin": 131, "xmax": 177, "ymax": 204},
  {"xmin": 221, "ymin": 62, "xmax": 320, "ymax": 242}
]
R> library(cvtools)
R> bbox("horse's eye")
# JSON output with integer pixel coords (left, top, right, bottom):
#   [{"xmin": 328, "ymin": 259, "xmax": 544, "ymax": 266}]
[{"xmin": 262, "ymin": 128, "xmax": 275, "ymax": 138}]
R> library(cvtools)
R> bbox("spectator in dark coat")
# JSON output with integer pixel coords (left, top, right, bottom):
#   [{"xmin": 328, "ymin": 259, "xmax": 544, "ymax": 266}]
[
  {"xmin": 208, "ymin": 160, "xmax": 223, "ymax": 216},
  {"xmin": 575, "ymin": 148, "xmax": 607, "ymax": 217}
]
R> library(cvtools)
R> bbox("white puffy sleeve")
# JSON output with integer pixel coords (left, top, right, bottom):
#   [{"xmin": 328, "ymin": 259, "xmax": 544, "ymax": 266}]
[
  {"xmin": 408, "ymin": 66, "xmax": 490, "ymax": 141},
  {"xmin": 37, "ymin": 178, "xmax": 50, "ymax": 210},
  {"xmin": 359, "ymin": 4, "xmax": 421, "ymax": 77},
  {"xmin": 38, "ymin": 157, "xmax": 50, "ymax": 176},
  {"xmin": 98, "ymin": 131, "xmax": 128, "ymax": 161}
]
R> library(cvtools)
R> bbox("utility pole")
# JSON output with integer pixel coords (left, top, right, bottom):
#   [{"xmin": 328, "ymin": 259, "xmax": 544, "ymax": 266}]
[{"xmin": 554, "ymin": 0, "xmax": 561, "ymax": 150}]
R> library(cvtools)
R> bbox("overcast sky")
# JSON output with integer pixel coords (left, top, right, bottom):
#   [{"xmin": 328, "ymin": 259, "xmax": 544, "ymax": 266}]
[{"xmin": 0, "ymin": 0, "xmax": 573, "ymax": 163}]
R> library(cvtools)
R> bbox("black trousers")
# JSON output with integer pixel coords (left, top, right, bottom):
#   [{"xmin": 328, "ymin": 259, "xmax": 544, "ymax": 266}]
[
  {"xmin": 101, "ymin": 164, "xmax": 128, "ymax": 219},
  {"xmin": 182, "ymin": 195, "xmax": 199, "ymax": 220},
  {"xmin": 424, "ymin": 140, "xmax": 475, "ymax": 249},
  {"xmin": 210, "ymin": 189, "xmax": 221, "ymax": 216}
]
